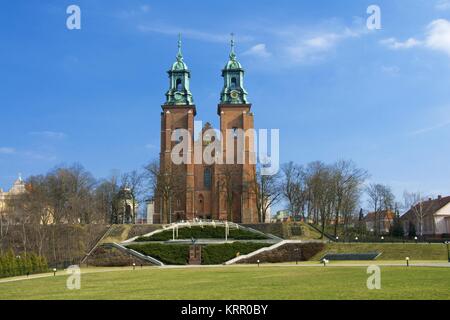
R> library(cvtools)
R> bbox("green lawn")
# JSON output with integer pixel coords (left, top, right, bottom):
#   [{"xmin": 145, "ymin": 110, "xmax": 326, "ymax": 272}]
[
  {"xmin": 1, "ymin": 265, "xmax": 449, "ymax": 300},
  {"xmin": 312, "ymin": 243, "xmax": 448, "ymax": 260}
]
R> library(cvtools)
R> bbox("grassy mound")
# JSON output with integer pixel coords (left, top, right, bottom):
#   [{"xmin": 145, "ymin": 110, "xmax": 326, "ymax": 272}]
[
  {"xmin": 128, "ymin": 242, "xmax": 271, "ymax": 265},
  {"xmin": 311, "ymin": 243, "xmax": 448, "ymax": 261},
  {"xmin": 135, "ymin": 226, "xmax": 269, "ymax": 242}
]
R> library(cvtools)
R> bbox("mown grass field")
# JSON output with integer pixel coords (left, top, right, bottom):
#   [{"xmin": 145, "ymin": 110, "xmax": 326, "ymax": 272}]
[
  {"xmin": 312, "ymin": 243, "xmax": 448, "ymax": 260},
  {"xmin": 0, "ymin": 265, "xmax": 449, "ymax": 300}
]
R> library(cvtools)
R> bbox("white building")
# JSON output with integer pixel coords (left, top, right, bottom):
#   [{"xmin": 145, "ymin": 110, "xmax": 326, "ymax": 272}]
[
  {"xmin": 401, "ymin": 196, "xmax": 450, "ymax": 236},
  {"xmin": 146, "ymin": 199, "xmax": 155, "ymax": 224},
  {"xmin": 0, "ymin": 174, "xmax": 26, "ymax": 214}
]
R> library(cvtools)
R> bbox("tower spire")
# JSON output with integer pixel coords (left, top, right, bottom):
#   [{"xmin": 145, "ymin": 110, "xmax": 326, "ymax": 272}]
[
  {"xmin": 230, "ymin": 33, "xmax": 236, "ymax": 60},
  {"xmin": 177, "ymin": 33, "xmax": 183, "ymax": 61}
]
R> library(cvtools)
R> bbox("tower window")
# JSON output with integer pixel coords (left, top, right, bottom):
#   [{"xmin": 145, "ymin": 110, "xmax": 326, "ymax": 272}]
[
  {"xmin": 232, "ymin": 127, "xmax": 238, "ymax": 138},
  {"xmin": 230, "ymin": 77, "xmax": 237, "ymax": 89},
  {"xmin": 176, "ymin": 79, "xmax": 183, "ymax": 91},
  {"xmin": 204, "ymin": 167, "xmax": 212, "ymax": 190}
]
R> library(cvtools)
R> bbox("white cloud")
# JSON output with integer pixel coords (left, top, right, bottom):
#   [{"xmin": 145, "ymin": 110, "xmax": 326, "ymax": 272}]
[
  {"xmin": 380, "ymin": 37, "xmax": 421, "ymax": 50},
  {"xmin": 284, "ymin": 27, "xmax": 361, "ymax": 64},
  {"xmin": 436, "ymin": 0, "xmax": 450, "ymax": 10},
  {"xmin": 140, "ymin": 5, "xmax": 150, "ymax": 13},
  {"xmin": 117, "ymin": 5, "xmax": 151, "ymax": 18},
  {"xmin": 242, "ymin": 43, "xmax": 271, "ymax": 58},
  {"xmin": 408, "ymin": 120, "xmax": 450, "ymax": 136},
  {"xmin": 424, "ymin": 19, "xmax": 450, "ymax": 56},
  {"xmin": 29, "ymin": 131, "xmax": 67, "ymax": 139},
  {"xmin": 381, "ymin": 65, "xmax": 400, "ymax": 76},
  {"xmin": 138, "ymin": 25, "xmax": 252, "ymax": 44},
  {"xmin": 0, "ymin": 147, "xmax": 16, "ymax": 155},
  {"xmin": 381, "ymin": 19, "xmax": 450, "ymax": 58}
]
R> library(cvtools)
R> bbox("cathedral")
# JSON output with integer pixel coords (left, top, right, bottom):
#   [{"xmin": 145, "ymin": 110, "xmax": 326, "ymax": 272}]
[{"xmin": 154, "ymin": 36, "xmax": 258, "ymax": 225}]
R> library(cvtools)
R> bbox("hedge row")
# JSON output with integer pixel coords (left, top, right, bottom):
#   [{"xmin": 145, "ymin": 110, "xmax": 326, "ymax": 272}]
[
  {"xmin": 128, "ymin": 243, "xmax": 190, "ymax": 265},
  {"xmin": 128, "ymin": 242, "xmax": 271, "ymax": 265},
  {"xmin": 136, "ymin": 226, "xmax": 269, "ymax": 242},
  {"xmin": 202, "ymin": 243, "xmax": 271, "ymax": 265},
  {"xmin": 0, "ymin": 250, "xmax": 48, "ymax": 278}
]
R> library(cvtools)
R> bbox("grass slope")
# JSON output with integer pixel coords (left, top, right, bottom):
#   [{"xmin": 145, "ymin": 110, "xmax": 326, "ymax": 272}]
[
  {"xmin": 136, "ymin": 226, "xmax": 268, "ymax": 242},
  {"xmin": 0, "ymin": 266, "xmax": 449, "ymax": 300},
  {"xmin": 312, "ymin": 243, "xmax": 449, "ymax": 261}
]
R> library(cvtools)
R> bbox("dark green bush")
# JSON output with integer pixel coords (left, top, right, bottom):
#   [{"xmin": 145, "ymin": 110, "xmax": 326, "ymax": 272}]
[
  {"xmin": 128, "ymin": 243, "xmax": 190, "ymax": 265},
  {"xmin": 202, "ymin": 242, "xmax": 271, "ymax": 265},
  {"xmin": 0, "ymin": 250, "xmax": 48, "ymax": 278},
  {"xmin": 128, "ymin": 242, "xmax": 271, "ymax": 265},
  {"xmin": 135, "ymin": 226, "xmax": 268, "ymax": 242}
]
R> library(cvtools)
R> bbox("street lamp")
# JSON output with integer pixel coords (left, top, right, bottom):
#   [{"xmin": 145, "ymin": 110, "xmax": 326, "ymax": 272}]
[
  {"xmin": 132, "ymin": 262, "xmax": 136, "ymax": 270},
  {"xmin": 53, "ymin": 268, "xmax": 57, "ymax": 276},
  {"xmin": 294, "ymin": 248, "xmax": 300, "ymax": 265},
  {"xmin": 445, "ymin": 241, "xmax": 450, "ymax": 263},
  {"xmin": 405, "ymin": 257, "xmax": 410, "ymax": 267},
  {"xmin": 335, "ymin": 236, "xmax": 339, "ymax": 242},
  {"xmin": 381, "ymin": 236, "xmax": 384, "ymax": 241},
  {"xmin": 414, "ymin": 236, "xmax": 418, "ymax": 243},
  {"xmin": 354, "ymin": 236, "xmax": 359, "ymax": 242},
  {"xmin": 257, "ymin": 260, "xmax": 260, "ymax": 267}
]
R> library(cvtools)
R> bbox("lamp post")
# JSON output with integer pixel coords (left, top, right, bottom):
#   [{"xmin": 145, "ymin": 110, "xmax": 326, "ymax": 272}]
[
  {"xmin": 445, "ymin": 241, "xmax": 450, "ymax": 263},
  {"xmin": 381, "ymin": 236, "xmax": 384, "ymax": 242},
  {"xmin": 53, "ymin": 268, "xmax": 57, "ymax": 276},
  {"xmin": 414, "ymin": 236, "xmax": 418, "ymax": 243},
  {"xmin": 257, "ymin": 260, "xmax": 260, "ymax": 267},
  {"xmin": 335, "ymin": 236, "xmax": 339, "ymax": 242},
  {"xmin": 294, "ymin": 248, "xmax": 300, "ymax": 265},
  {"xmin": 132, "ymin": 262, "xmax": 136, "ymax": 270},
  {"xmin": 406, "ymin": 257, "xmax": 410, "ymax": 267},
  {"xmin": 354, "ymin": 236, "xmax": 359, "ymax": 242}
]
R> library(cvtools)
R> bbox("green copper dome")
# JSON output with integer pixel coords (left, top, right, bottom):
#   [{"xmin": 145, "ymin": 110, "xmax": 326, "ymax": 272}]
[
  {"xmin": 220, "ymin": 34, "xmax": 249, "ymax": 105},
  {"xmin": 171, "ymin": 41, "xmax": 189, "ymax": 71},
  {"xmin": 165, "ymin": 35, "xmax": 194, "ymax": 105}
]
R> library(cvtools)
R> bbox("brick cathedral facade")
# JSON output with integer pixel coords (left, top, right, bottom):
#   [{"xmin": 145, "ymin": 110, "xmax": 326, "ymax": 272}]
[{"xmin": 154, "ymin": 37, "xmax": 258, "ymax": 224}]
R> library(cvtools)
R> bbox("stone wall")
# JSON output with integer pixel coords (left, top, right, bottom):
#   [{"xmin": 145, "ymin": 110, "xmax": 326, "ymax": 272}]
[{"xmin": 236, "ymin": 242, "xmax": 325, "ymax": 264}]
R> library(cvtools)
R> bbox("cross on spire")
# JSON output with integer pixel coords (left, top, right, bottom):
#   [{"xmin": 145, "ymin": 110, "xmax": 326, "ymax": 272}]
[
  {"xmin": 230, "ymin": 32, "xmax": 236, "ymax": 60},
  {"xmin": 177, "ymin": 33, "xmax": 183, "ymax": 61}
]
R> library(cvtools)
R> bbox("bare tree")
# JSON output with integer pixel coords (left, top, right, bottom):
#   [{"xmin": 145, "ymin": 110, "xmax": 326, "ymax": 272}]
[
  {"xmin": 217, "ymin": 165, "xmax": 241, "ymax": 222},
  {"xmin": 366, "ymin": 183, "xmax": 395, "ymax": 235},
  {"xmin": 281, "ymin": 162, "xmax": 307, "ymax": 219},
  {"xmin": 145, "ymin": 160, "xmax": 186, "ymax": 224},
  {"xmin": 403, "ymin": 191, "xmax": 429, "ymax": 237},
  {"xmin": 0, "ymin": 210, "xmax": 10, "ymax": 255},
  {"xmin": 331, "ymin": 160, "xmax": 368, "ymax": 237},
  {"xmin": 121, "ymin": 170, "xmax": 145, "ymax": 224},
  {"xmin": 248, "ymin": 165, "xmax": 282, "ymax": 223}
]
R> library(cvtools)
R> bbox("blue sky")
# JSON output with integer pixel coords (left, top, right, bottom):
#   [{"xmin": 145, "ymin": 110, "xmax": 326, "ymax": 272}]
[{"xmin": 1, "ymin": 0, "xmax": 450, "ymax": 209}]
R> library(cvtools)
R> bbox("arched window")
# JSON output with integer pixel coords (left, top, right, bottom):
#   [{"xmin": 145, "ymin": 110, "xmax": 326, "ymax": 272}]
[
  {"xmin": 230, "ymin": 77, "xmax": 237, "ymax": 89},
  {"xmin": 176, "ymin": 78, "xmax": 183, "ymax": 91},
  {"xmin": 204, "ymin": 167, "xmax": 212, "ymax": 189}
]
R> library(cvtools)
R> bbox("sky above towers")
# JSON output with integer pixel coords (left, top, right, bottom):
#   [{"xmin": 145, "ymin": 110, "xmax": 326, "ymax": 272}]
[{"xmin": 1, "ymin": 0, "xmax": 450, "ymax": 207}]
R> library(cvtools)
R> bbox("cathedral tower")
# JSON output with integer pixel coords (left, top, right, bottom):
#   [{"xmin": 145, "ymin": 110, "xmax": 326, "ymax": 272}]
[
  {"xmin": 217, "ymin": 35, "xmax": 257, "ymax": 223},
  {"xmin": 157, "ymin": 35, "xmax": 195, "ymax": 223}
]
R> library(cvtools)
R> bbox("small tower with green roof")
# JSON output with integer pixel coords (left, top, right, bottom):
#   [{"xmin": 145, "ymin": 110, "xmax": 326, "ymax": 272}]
[
  {"xmin": 165, "ymin": 34, "xmax": 194, "ymax": 105},
  {"xmin": 220, "ymin": 33, "xmax": 249, "ymax": 105}
]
